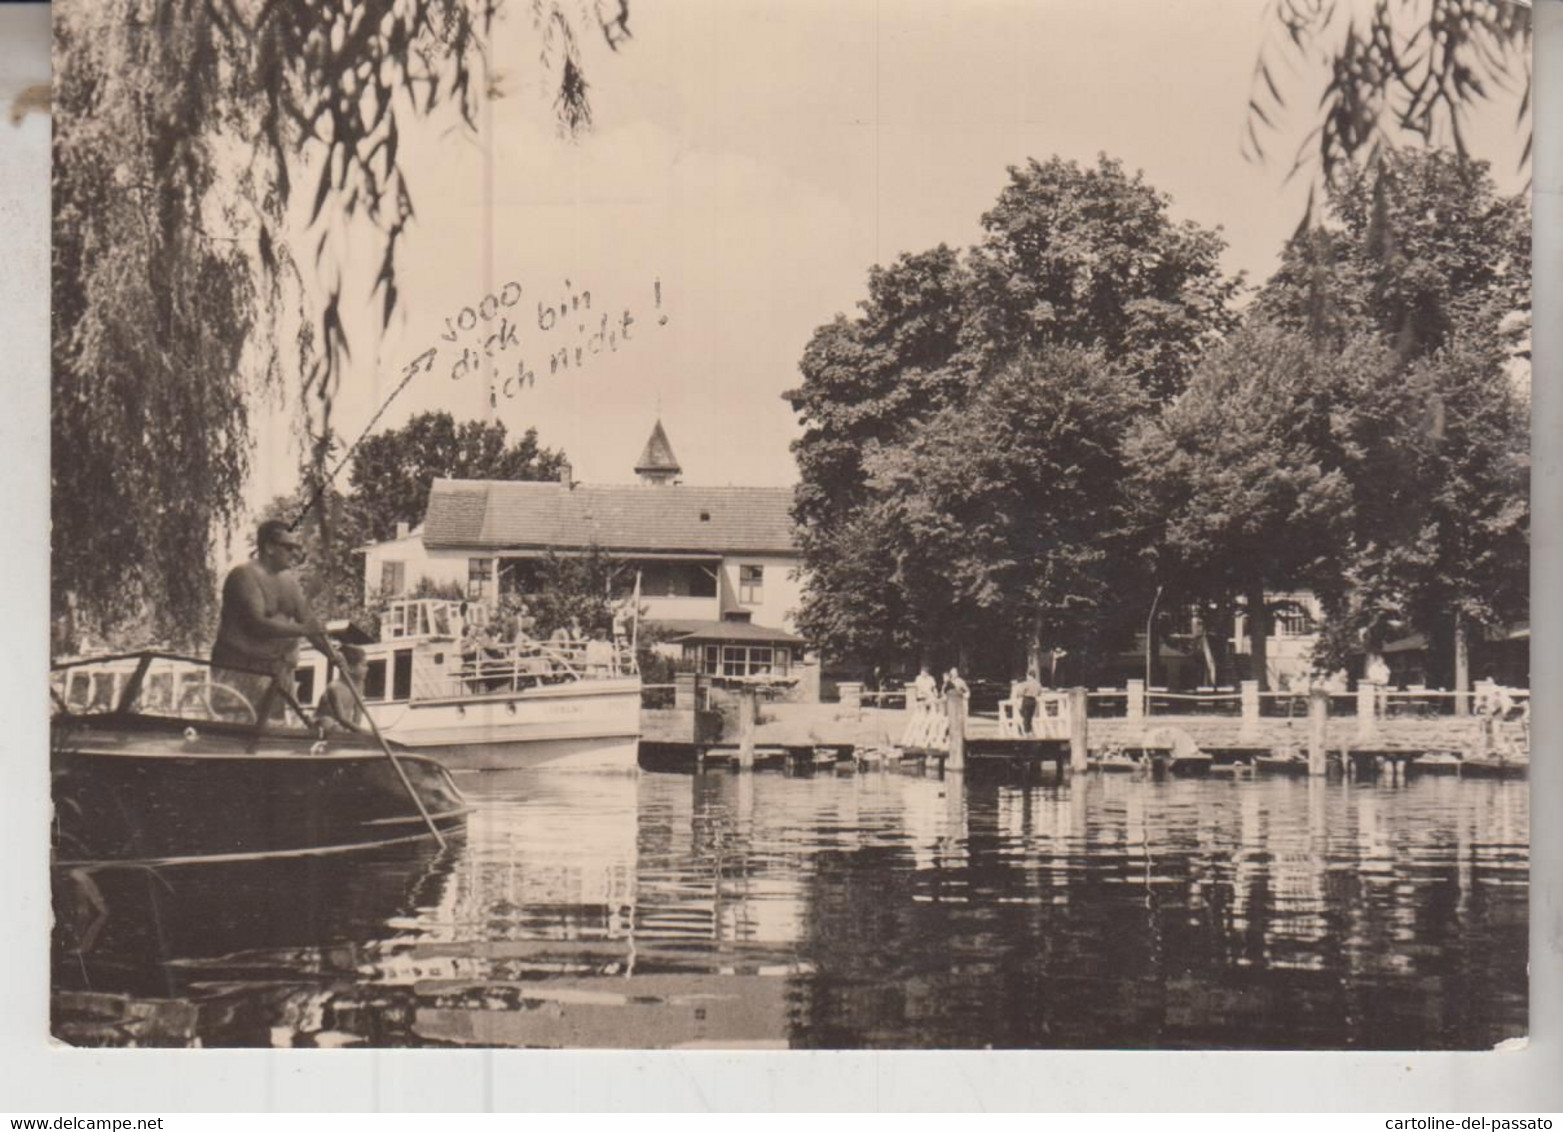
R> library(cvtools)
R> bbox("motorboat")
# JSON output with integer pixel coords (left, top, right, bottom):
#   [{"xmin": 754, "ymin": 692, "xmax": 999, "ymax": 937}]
[
  {"xmin": 294, "ymin": 599, "xmax": 643, "ymax": 773},
  {"xmin": 51, "ymin": 652, "xmax": 468, "ymax": 867}
]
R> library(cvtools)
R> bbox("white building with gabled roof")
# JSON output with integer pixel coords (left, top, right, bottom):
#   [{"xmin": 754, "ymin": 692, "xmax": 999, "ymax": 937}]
[{"xmin": 361, "ymin": 421, "xmax": 814, "ymax": 692}]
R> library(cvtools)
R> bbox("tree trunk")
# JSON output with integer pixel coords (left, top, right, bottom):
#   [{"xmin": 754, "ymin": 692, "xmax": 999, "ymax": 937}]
[
  {"xmin": 1453, "ymin": 610, "xmax": 1471, "ymax": 716},
  {"xmin": 1027, "ymin": 612, "xmax": 1045, "ymax": 677},
  {"xmin": 1246, "ymin": 582, "xmax": 1270, "ymax": 692},
  {"xmin": 1199, "ymin": 631, "xmax": 1218, "ymax": 686}
]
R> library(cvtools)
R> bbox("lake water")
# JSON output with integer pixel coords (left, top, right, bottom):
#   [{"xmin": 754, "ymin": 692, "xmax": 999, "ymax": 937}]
[{"xmin": 52, "ymin": 765, "xmax": 1529, "ymax": 1049}]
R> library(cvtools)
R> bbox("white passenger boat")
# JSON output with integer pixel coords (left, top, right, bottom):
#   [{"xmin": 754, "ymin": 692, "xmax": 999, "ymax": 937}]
[{"xmin": 296, "ymin": 599, "xmax": 642, "ymax": 773}]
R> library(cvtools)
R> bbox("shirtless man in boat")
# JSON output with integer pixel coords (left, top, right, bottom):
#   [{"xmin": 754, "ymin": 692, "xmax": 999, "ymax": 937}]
[{"xmin": 211, "ymin": 519, "xmax": 328, "ymax": 722}]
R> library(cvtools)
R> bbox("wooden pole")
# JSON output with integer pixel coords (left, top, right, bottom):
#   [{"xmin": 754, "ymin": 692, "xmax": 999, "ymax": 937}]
[
  {"xmin": 1238, "ymin": 679, "xmax": 1260, "ymax": 742},
  {"xmin": 1453, "ymin": 611, "xmax": 1471, "ymax": 717},
  {"xmin": 1069, "ymin": 687, "xmax": 1089, "ymax": 773},
  {"xmin": 737, "ymin": 683, "xmax": 757, "ymax": 770},
  {"xmin": 1308, "ymin": 687, "xmax": 1329, "ymax": 778},
  {"xmin": 945, "ymin": 686, "xmax": 966, "ymax": 772},
  {"xmin": 325, "ymin": 646, "xmax": 447, "ymax": 849},
  {"xmin": 1356, "ymin": 679, "xmax": 1377, "ymax": 742},
  {"xmin": 1126, "ymin": 679, "xmax": 1145, "ymax": 727}
]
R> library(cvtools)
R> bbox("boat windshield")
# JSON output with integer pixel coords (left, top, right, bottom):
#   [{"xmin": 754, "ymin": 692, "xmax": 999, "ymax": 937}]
[{"xmin": 51, "ymin": 652, "xmax": 313, "ymax": 730}]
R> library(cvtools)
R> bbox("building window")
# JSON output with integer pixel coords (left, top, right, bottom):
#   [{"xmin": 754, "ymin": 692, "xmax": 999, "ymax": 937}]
[
  {"xmin": 380, "ymin": 560, "xmax": 406, "ymax": 597},
  {"xmin": 1274, "ymin": 604, "xmax": 1318, "ymax": 638},
  {"xmin": 467, "ymin": 557, "xmax": 493, "ymax": 600},
  {"xmin": 739, "ymin": 565, "xmax": 764, "ymax": 605},
  {"xmin": 697, "ymin": 643, "xmax": 788, "ymax": 678},
  {"xmin": 638, "ymin": 562, "xmax": 717, "ymax": 599}
]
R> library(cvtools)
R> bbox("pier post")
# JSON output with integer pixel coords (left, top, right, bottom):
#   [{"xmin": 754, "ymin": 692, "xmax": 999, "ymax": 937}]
[
  {"xmin": 945, "ymin": 687, "xmax": 966, "ymax": 773},
  {"xmin": 1308, "ymin": 688, "xmax": 1329, "ymax": 777},
  {"xmin": 1356, "ymin": 679, "xmax": 1378, "ymax": 742},
  {"xmin": 1126, "ymin": 679, "xmax": 1145, "ymax": 726},
  {"xmin": 737, "ymin": 685, "xmax": 758, "ymax": 770},
  {"xmin": 1069, "ymin": 687, "xmax": 1089, "ymax": 774},
  {"xmin": 1239, "ymin": 680, "xmax": 1260, "ymax": 741}
]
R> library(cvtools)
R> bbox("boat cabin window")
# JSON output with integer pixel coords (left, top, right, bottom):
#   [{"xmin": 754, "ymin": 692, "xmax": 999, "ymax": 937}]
[
  {"xmin": 294, "ymin": 665, "xmax": 316, "ymax": 707},
  {"xmin": 393, "ymin": 648, "xmax": 414, "ymax": 701},
  {"xmin": 144, "ymin": 671, "xmax": 175, "ymax": 713},
  {"xmin": 364, "ymin": 658, "xmax": 388, "ymax": 700},
  {"xmin": 361, "ymin": 649, "xmax": 413, "ymax": 702}
]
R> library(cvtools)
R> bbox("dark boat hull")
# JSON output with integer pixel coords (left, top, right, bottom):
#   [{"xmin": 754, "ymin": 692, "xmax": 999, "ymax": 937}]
[
  {"xmin": 1458, "ymin": 757, "xmax": 1527, "ymax": 780},
  {"xmin": 52, "ymin": 717, "xmax": 469, "ymax": 866}
]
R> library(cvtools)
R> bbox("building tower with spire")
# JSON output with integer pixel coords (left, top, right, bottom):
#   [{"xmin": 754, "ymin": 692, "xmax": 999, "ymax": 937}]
[{"xmin": 634, "ymin": 419, "xmax": 682, "ymax": 486}]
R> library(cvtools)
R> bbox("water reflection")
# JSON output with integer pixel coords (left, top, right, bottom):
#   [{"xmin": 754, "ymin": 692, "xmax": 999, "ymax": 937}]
[{"xmin": 51, "ymin": 767, "xmax": 1527, "ymax": 1049}]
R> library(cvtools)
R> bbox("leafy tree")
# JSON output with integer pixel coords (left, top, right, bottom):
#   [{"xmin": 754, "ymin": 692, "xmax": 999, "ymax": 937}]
[
  {"xmin": 1256, "ymin": 149, "xmax": 1529, "ymax": 359},
  {"xmin": 347, "ymin": 411, "xmax": 567, "ymax": 541},
  {"xmin": 787, "ymin": 246, "xmax": 971, "ymax": 533},
  {"xmin": 51, "ymin": 0, "xmax": 629, "ymax": 653},
  {"xmin": 842, "ymin": 348, "xmax": 1147, "ymax": 675},
  {"xmin": 522, "ymin": 547, "xmax": 619, "ymax": 640},
  {"xmin": 1253, "ymin": 149, "xmax": 1528, "ymax": 693},
  {"xmin": 964, "ymin": 155, "xmax": 1241, "ymax": 401},
  {"xmin": 788, "ymin": 156, "xmax": 1239, "ymax": 669},
  {"xmin": 1309, "ymin": 327, "xmax": 1528, "ymax": 692},
  {"xmin": 792, "ymin": 507, "xmax": 925, "ymax": 672},
  {"xmin": 1130, "ymin": 325, "xmax": 1406, "ymax": 688}
]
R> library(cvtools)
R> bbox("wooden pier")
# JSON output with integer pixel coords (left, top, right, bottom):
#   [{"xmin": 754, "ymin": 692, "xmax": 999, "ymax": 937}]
[{"xmin": 640, "ymin": 677, "xmax": 1529, "ymax": 780}]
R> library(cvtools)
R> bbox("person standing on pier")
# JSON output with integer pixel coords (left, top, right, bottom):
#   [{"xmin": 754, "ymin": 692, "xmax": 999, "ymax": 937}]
[
  {"xmin": 944, "ymin": 668, "xmax": 970, "ymax": 699},
  {"xmin": 211, "ymin": 519, "xmax": 328, "ymax": 721},
  {"xmin": 1015, "ymin": 668, "xmax": 1044, "ymax": 736},
  {"xmin": 914, "ymin": 665, "xmax": 938, "ymax": 710}
]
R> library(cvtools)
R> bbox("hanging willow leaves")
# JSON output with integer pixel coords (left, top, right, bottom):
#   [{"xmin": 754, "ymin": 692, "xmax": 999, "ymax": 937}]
[
  {"xmin": 1244, "ymin": 0, "xmax": 1531, "ymax": 187},
  {"xmin": 52, "ymin": 0, "xmax": 632, "ymax": 653}
]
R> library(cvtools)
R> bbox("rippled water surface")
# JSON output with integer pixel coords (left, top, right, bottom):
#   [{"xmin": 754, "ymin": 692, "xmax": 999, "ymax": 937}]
[{"xmin": 52, "ymin": 767, "xmax": 1528, "ymax": 1049}]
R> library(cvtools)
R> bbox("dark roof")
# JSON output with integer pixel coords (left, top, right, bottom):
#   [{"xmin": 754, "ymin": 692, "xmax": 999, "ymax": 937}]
[
  {"xmin": 634, "ymin": 420, "xmax": 681, "ymax": 475},
  {"xmin": 650, "ymin": 619, "xmax": 806, "ymax": 645},
  {"xmin": 1382, "ymin": 622, "xmax": 1529, "ymax": 655},
  {"xmin": 422, "ymin": 478, "xmax": 799, "ymax": 555}
]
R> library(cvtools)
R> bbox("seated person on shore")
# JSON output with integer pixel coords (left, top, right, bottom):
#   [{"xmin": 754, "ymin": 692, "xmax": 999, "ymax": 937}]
[
  {"xmin": 210, "ymin": 519, "xmax": 328, "ymax": 723},
  {"xmin": 315, "ymin": 645, "xmax": 370, "ymax": 737}
]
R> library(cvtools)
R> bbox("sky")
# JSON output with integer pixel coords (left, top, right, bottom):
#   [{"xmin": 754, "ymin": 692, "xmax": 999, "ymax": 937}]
[{"xmin": 248, "ymin": 0, "xmax": 1530, "ymax": 510}]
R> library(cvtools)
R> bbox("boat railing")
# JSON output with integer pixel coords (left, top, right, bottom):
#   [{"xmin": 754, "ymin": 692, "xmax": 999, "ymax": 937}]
[
  {"xmin": 51, "ymin": 651, "xmax": 311, "ymax": 729},
  {"xmin": 412, "ymin": 635, "xmax": 638, "ymax": 702}
]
